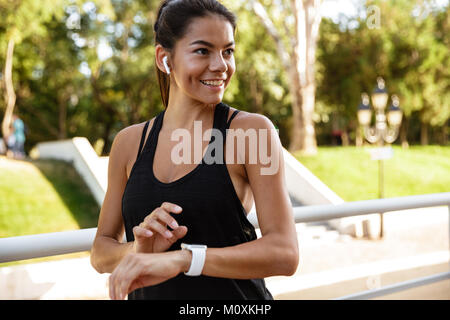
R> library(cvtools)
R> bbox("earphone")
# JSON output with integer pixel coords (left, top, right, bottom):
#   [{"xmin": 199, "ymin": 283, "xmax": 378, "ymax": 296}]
[{"xmin": 162, "ymin": 56, "xmax": 171, "ymax": 74}]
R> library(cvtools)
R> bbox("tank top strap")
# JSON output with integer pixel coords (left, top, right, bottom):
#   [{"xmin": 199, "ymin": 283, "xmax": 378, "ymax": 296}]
[
  {"xmin": 216, "ymin": 102, "xmax": 240, "ymax": 144},
  {"xmin": 226, "ymin": 109, "xmax": 240, "ymax": 129},
  {"xmin": 141, "ymin": 109, "xmax": 166, "ymax": 157},
  {"xmin": 136, "ymin": 120, "xmax": 150, "ymax": 161}
]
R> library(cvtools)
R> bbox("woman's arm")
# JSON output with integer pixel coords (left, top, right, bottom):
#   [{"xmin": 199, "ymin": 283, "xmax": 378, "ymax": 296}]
[
  {"xmin": 90, "ymin": 120, "xmax": 188, "ymax": 274},
  {"xmin": 201, "ymin": 112, "xmax": 299, "ymax": 278},
  {"xmin": 90, "ymin": 126, "xmax": 137, "ymax": 274}
]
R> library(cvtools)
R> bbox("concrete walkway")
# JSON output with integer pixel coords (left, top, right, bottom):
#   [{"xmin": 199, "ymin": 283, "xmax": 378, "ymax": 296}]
[{"xmin": 266, "ymin": 205, "xmax": 449, "ymax": 299}]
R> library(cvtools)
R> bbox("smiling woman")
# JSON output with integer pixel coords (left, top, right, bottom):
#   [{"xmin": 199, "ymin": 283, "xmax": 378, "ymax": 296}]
[
  {"xmin": 90, "ymin": 0, "xmax": 298, "ymax": 301},
  {"xmin": 154, "ymin": 1, "xmax": 236, "ymax": 109}
]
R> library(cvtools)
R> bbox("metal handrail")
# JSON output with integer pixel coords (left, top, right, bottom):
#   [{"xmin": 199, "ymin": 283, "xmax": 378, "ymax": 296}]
[
  {"xmin": 248, "ymin": 191, "xmax": 450, "ymax": 226},
  {"xmin": 1, "ymin": 192, "xmax": 449, "ymax": 263},
  {"xmin": 1, "ymin": 192, "xmax": 449, "ymax": 299},
  {"xmin": 335, "ymin": 271, "xmax": 450, "ymax": 300},
  {"xmin": 0, "ymin": 228, "xmax": 97, "ymax": 263}
]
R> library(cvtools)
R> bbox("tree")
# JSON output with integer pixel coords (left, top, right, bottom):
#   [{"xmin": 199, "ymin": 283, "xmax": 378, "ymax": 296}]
[
  {"xmin": 222, "ymin": 0, "xmax": 294, "ymax": 146},
  {"xmin": 314, "ymin": 0, "xmax": 449, "ymax": 146},
  {"xmin": 74, "ymin": 0, "xmax": 162, "ymax": 154},
  {"xmin": 247, "ymin": 0, "xmax": 322, "ymax": 154},
  {"xmin": 0, "ymin": 0, "xmax": 65, "ymax": 140}
]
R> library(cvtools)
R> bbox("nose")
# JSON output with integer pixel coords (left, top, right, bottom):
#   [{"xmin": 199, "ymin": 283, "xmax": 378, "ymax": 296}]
[{"xmin": 209, "ymin": 52, "xmax": 228, "ymax": 73}]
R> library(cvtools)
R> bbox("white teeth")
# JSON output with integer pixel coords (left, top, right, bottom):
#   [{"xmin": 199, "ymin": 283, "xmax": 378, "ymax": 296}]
[{"xmin": 200, "ymin": 80, "xmax": 224, "ymax": 86}]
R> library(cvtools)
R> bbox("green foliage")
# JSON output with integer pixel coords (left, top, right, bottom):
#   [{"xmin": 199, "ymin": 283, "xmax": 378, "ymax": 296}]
[
  {"xmin": 0, "ymin": 0, "xmax": 448, "ymax": 152},
  {"xmin": 0, "ymin": 0, "xmax": 64, "ymax": 43},
  {"xmin": 226, "ymin": 1, "xmax": 293, "ymax": 146},
  {"xmin": 315, "ymin": 0, "xmax": 449, "ymax": 144}
]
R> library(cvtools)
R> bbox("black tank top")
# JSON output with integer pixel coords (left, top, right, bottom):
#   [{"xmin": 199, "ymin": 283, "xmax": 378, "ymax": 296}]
[{"xmin": 122, "ymin": 102, "xmax": 274, "ymax": 300}]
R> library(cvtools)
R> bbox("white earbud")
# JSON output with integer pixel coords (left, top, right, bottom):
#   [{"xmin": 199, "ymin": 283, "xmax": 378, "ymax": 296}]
[{"xmin": 162, "ymin": 56, "xmax": 171, "ymax": 74}]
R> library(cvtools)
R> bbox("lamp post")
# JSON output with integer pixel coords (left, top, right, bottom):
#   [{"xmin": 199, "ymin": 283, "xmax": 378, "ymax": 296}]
[{"xmin": 357, "ymin": 77, "xmax": 403, "ymax": 238}]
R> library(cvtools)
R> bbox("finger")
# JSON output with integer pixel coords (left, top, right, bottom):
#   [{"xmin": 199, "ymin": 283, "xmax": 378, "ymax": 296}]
[
  {"xmin": 111, "ymin": 257, "xmax": 129, "ymax": 300},
  {"xmin": 114, "ymin": 268, "xmax": 123, "ymax": 300},
  {"xmin": 173, "ymin": 225, "xmax": 188, "ymax": 240},
  {"xmin": 147, "ymin": 219, "xmax": 173, "ymax": 239},
  {"xmin": 111, "ymin": 272, "xmax": 121, "ymax": 300},
  {"xmin": 116, "ymin": 275, "xmax": 122, "ymax": 300},
  {"xmin": 163, "ymin": 227, "xmax": 187, "ymax": 246},
  {"xmin": 109, "ymin": 274, "xmax": 115, "ymax": 300},
  {"xmin": 133, "ymin": 225, "xmax": 153, "ymax": 238},
  {"xmin": 119, "ymin": 276, "xmax": 130, "ymax": 300},
  {"xmin": 155, "ymin": 208, "xmax": 179, "ymax": 229},
  {"xmin": 161, "ymin": 202, "xmax": 183, "ymax": 214},
  {"xmin": 118, "ymin": 257, "xmax": 141, "ymax": 300},
  {"xmin": 114, "ymin": 264, "xmax": 129, "ymax": 300},
  {"xmin": 143, "ymin": 203, "xmax": 181, "ymax": 228}
]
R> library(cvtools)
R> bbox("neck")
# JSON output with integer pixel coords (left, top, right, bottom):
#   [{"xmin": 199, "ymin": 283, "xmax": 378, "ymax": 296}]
[{"xmin": 163, "ymin": 89, "xmax": 218, "ymax": 131}]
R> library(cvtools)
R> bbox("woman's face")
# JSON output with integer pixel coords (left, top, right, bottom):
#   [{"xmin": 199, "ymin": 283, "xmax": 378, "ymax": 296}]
[{"xmin": 169, "ymin": 14, "xmax": 236, "ymax": 105}]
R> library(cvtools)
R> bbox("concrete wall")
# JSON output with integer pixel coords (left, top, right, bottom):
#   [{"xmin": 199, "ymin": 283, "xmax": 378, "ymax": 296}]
[
  {"xmin": 283, "ymin": 149, "xmax": 370, "ymax": 236},
  {"xmin": 33, "ymin": 138, "xmax": 108, "ymax": 207}
]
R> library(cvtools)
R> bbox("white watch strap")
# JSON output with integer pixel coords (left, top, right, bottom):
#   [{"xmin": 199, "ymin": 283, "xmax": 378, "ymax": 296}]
[{"xmin": 182, "ymin": 244, "xmax": 206, "ymax": 276}]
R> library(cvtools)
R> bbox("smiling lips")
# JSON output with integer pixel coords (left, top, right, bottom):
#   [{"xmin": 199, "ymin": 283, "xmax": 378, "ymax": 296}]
[{"xmin": 200, "ymin": 79, "xmax": 225, "ymax": 87}]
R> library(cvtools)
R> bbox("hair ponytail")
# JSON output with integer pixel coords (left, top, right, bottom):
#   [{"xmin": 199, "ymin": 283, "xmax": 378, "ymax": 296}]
[{"xmin": 156, "ymin": 67, "xmax": 170, "ymax": 109}]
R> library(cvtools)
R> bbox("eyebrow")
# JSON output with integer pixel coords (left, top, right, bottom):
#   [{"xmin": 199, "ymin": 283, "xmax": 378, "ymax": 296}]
[{"xmin": 189, "ymin": 40, "xmax": 235, "ymax": 48}]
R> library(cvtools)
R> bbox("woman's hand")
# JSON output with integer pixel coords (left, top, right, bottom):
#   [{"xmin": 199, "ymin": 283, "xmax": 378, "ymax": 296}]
[
  {"xmin": 109, "ymin": 250, "xmax": 191, "ymax": 300},
  {"xmin": 132, "ymin": 202, "xmax": 188, "ymax": 253}
]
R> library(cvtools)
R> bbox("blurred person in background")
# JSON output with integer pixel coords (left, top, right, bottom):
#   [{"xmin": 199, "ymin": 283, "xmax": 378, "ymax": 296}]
[
  {"xmin": 5, "ymin": 121, "xmax": 15, "ymax": 158},
  {"xmin": 11, "ymin": 114, "xmax": 26, "ymax": 159}
]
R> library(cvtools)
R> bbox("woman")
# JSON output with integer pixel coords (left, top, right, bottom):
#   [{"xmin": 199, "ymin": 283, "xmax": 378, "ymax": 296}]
[{"xmin": 90, "ymin": 0, "xmax": 299, "ymax": 300}]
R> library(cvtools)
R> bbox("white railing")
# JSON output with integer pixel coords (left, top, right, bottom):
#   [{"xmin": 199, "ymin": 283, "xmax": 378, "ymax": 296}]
[{"xmin": 1, "ymin": 192, "xmax": 449, "ymax": 299}]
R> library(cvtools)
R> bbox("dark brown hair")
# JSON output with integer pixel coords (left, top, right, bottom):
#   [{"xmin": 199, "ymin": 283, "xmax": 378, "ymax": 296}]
[{"xmin": 154, "ymin": 0, "xmax": 237, "ymax": 108}]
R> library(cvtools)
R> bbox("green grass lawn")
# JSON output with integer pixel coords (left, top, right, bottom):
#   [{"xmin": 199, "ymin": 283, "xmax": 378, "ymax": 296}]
[
  {"xmin": 0, "ymin": 157, "xmax": 100, "ymax": 238},
  {"xmin": 294, "ymin": 145, "xmax": 450, "ymax": 202}
]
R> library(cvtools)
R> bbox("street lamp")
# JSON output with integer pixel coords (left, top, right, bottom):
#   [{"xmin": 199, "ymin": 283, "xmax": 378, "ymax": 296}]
[
  {"xmin": 357, "ymin": 93, "xmax": 372, "ymax": 126},
  {"xmin": 387, "ymin": 95, "xmax": 403, "ymax": 128},
  {"xmin": 357, "ymin": 77, "xmax": 403, "ymax": 238}
]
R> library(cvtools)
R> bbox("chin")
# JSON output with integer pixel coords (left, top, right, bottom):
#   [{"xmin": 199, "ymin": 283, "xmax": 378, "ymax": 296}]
[{"xmin": 197, "ymin": 95, "xmax": 223, "ymax": 106}]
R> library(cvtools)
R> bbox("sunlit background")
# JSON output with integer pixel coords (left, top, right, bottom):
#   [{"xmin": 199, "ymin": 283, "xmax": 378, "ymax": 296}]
[{"xmin": 0, "ymin": 0, "xmax": 448, "ymax": 300}]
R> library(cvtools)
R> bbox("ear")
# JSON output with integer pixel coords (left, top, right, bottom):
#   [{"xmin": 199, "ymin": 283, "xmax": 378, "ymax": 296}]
[{"xmin": 155, "ymin": 44, "xmax": 171, "ymax": 75}]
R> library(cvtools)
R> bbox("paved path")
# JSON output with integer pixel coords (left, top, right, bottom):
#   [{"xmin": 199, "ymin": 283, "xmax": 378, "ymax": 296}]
[
  {"xmin": 268, "ymin": 205, "xmax": 449, "ymax": 299},
  {"xmin": 275, "ymin": 262, "xmax": 450, "ymax": 300}
]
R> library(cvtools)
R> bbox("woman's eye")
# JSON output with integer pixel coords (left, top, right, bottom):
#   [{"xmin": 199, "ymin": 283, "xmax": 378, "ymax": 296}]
[
  {"xmin": 225, "ymin": 48, "xmax": 234, "ymax": 56},
  {"xmin": 195, "ymin": 48, "xmax": 234, "ymax": 56},
  {"xmin": 195, "ymin": 48, "xmax": 208, "ymax": 55}
]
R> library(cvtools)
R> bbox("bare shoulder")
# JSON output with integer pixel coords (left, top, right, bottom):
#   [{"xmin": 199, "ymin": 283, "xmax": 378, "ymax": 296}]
[
  {"xmin": 226, "ymin": 108, "xmax": 281, "ymax": 169},
  {"xmin": 228, "ymin": 109, "xmax": 276, "ymax": 132},
  {"xmin": 111, "ymin": 122, "xmax": 144, "ymax": 153},
  {"xmin": 109, "ymin": 118, "xmax": 156, "ymax": 168}
]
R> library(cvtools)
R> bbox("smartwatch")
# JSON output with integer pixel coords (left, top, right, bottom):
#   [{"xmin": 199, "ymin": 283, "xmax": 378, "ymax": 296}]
[{"xmin": 181, "ymin": 243, "xmax": 207, "ymax": 276}]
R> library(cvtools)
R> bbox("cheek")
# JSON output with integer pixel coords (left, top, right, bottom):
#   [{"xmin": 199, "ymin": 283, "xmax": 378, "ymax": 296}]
[
  {"xmin": 175, "ymin": 58, "xmax": 201, "ymax": 82},
  {"xmin": 228, "ymin": 57, "xmax": 236, "ymax": 73},
  {"xmin": 186, "ymin": 66, "xmax": 205, "ymax": 84},
  {"xmin": 226, "ymin": 61, "xmax": 236, "ymax": 82}
]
